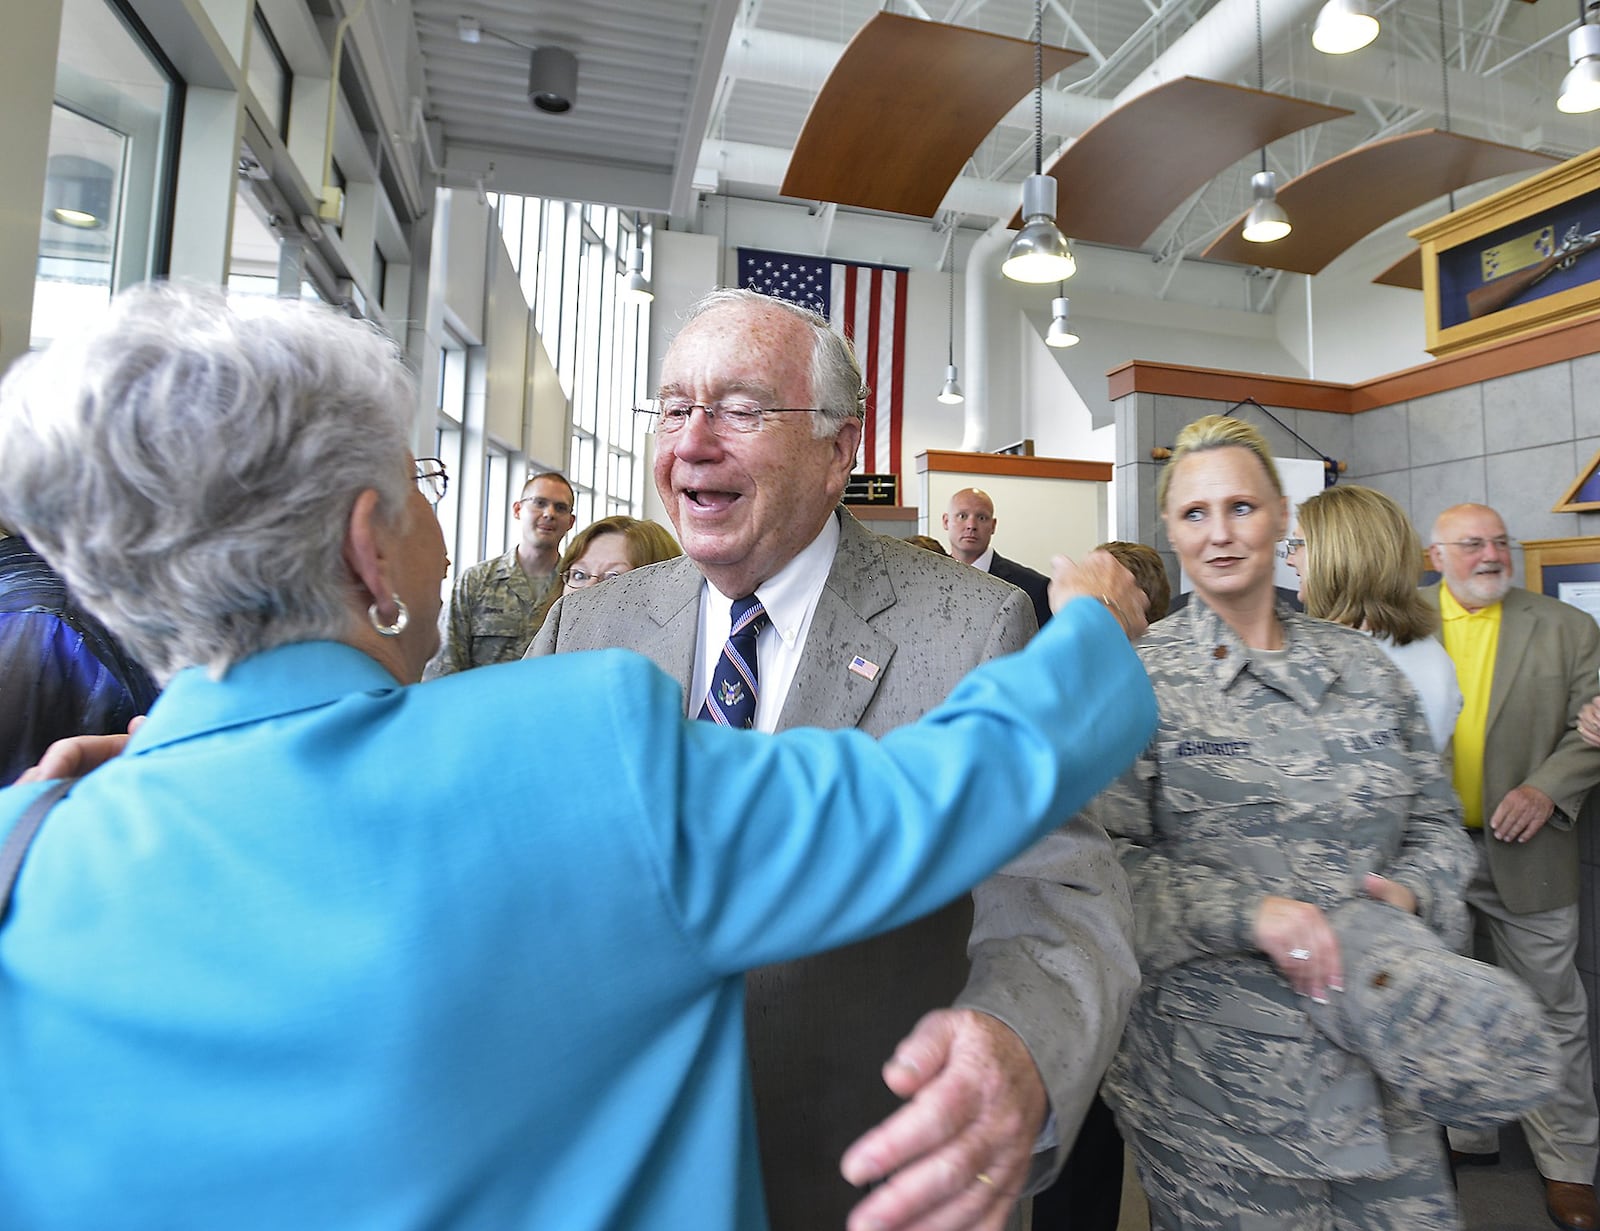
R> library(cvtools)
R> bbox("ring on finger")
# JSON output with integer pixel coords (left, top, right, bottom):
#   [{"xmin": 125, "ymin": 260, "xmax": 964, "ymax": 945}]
[
  {"xmin": 1288, "ymin": 947, "xmax": 1312, "ymax": 961},
  {"xmin": 975, "ymin": 1172, "xmax": 995, "ymax": 1188}
]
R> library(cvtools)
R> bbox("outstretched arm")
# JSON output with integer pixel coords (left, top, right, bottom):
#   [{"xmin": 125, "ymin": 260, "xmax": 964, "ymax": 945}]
[{"xmin": 835, "ymin": 551, "xmax": 1150, "ymax": 1228}]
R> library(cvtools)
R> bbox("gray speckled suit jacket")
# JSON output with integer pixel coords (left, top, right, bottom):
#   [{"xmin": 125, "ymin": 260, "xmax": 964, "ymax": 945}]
[{"xmin": 530, "ymin": 509, "xmax": 1139, "ymax": 1228}]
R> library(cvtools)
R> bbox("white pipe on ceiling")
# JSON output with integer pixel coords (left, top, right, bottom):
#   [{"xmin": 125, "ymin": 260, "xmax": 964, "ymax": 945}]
[
  {"xmin": 960, "ymin": 222, "xmax": 1013, "ymax": 452},
  {"xmin": 698, "ymin": 140, "xmax": 1023, "ymax": 218},
  {"xmin": 1113, "ymin": 0, "xmax": 1323, "ymax": 104},
  {"xmin": 718, "ymin": 23, "xmax": 1110, "ymax": 136}
]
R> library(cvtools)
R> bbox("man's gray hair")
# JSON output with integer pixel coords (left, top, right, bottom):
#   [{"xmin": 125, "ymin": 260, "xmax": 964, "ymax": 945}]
[
  {"xmin": 0, "ymin": 282, "xmax": 415, "ymax": 682},
  {"xmin": 679, "ymin": 287, "xmax": 867, "ymax": 438}
]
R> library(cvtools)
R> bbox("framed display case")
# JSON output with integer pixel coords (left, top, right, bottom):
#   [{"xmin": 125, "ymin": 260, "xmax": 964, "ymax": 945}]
[
  {"xmin": 1412, "ymin": 147, "xmax": 1600, "ymax": 358},
  {"xmin": 1522, "ymin": 536, "xmax": 1600, "ymax": 625}
]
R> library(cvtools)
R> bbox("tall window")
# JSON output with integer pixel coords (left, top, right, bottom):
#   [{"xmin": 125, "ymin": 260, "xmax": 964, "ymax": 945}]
[
  {"xmin": 32, "ymin": 0, "xmax": 177, "ymax": 349},
  {"xmin": 226, "ymin": 185, "xmax": 282, "ymax": 297},
  {"xmin": 492, "ymin": 196, "xmax": 650, "ymax": 522},
  {"xmin": 434, "ymin": 339, "xmax": 468, "ymax": 572},
  {"xmin": 483, "ymin": 450, "xmax": 512, "ymax": 560},
  {"xmin": 245, "ymin": 7, "xmax": 291, "ymax": 139}
]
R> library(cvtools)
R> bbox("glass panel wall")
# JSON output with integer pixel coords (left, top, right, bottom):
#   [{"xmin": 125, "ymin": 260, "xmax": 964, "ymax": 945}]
[
  {"xmin": 434, "ymin": 340, "xmax": 468, "ymax": 572},
  {"xmin": 31, "ymin": 0, "xmax": 176, "ymax": 350},
  {"xmin": 483, "ymin": 449, "xmax": 511, "ymax": 560},
  {"xmin": 492, "ymin": 195, "xmax": 650, "ymax": 524},
  {"xmin": 226, "ymin": 187, "xmax": 282, "ymax": 298},
  {"xmin": 246, "ymin": 7, "xmax": 291, "ymax": 138}
]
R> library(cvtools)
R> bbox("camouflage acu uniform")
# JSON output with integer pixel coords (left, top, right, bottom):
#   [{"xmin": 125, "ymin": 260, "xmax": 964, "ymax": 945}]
[
  {"xmin": 1091, "ymin": 598, "xmax": 1474, "ymax": 1229},
  {"xmin": 423, "ymin": 549, "xmax": 557, "ymax": 679}
]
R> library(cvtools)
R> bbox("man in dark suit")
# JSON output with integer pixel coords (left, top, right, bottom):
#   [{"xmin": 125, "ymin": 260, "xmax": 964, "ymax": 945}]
[
  {"xmin": 1426, "ymin": 502, "xmax": 1600, "ymax": 1231},
  {"xmin": 531, "ymin": 288, "xmax": 1147, "ymax": 1231},
  {"xmin": 944, "ymin": 487, "xmax": 1052, "ymax": 630}
]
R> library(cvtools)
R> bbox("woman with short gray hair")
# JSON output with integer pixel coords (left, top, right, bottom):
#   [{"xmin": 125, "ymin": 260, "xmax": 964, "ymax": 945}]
[
  {"xmin": 0, "ymin": 282, "xmax": 1157, "ymax": 1231},
  {"xmin": 4, "ymin": 287, "xmax": 422, "ymax": 683}
]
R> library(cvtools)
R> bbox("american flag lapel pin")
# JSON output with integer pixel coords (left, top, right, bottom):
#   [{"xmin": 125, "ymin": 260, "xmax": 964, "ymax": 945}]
[{"xmin": 848, "ymin": 655, "xmax": 880, "ymax": 681}]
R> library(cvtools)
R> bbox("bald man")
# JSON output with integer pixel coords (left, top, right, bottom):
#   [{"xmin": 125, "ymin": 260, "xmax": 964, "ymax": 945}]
[
  {"xmin": 1425, "ymin": 502, "xmax": 1600, "ymax": 1231},
  {"xmin": 944, "ymin": 488, "xmax": 1052, "ymax": 630}
]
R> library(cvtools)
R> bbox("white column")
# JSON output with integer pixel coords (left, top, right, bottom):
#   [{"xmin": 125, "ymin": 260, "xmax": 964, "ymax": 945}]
[{"xmin": 0, "ymin": 0, "xmax": 63, "ymax": 372}]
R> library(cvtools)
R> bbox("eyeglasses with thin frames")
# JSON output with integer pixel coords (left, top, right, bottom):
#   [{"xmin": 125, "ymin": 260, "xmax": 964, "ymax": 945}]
[
  {"xmin": 562, "ymin": 567, "xmax": 628, "ymax": 589},
  {"xmin": 518, "ymin": 495, "xmax": 573, "ymax": 518},
  {"xmin": 1433, "ymin": 536, "xmax": 1516, "ymax": 554},
  {"xmin": 633, "ymin": 401, "xmax": 825, "ymax": 437},
  {"xmin": 414, "ymin": 457, "xmax": 448, "ymax": 504},
  {"xmin": 1280, "ymin": 537, "xmax": 1305, "ymax": 552}
]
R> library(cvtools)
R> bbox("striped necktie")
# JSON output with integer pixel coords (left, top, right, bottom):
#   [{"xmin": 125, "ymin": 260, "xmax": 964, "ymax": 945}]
[{"xmin": 697, "ymin": 595, "xmax": 767, "ymax": 729}]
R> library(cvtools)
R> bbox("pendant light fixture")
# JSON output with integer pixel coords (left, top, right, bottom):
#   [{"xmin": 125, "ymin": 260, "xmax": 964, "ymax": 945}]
[
  {"xmin": 1242, "ymin": 170, "xmax": 1291, "ymax": 243},
  {"xmin": 1002, "ymin": 0, "xmax": 1076, "ymax": 283},
  {"xmin": 1312, "ymin": 0, "xmax": 1379, "ymax": 54},
  {"xmin": 622, "ymin": 214, "xmax": 653, "ymax": 305},
  {"xmin": 1045, "ymin": 290, "xmax": 1079, "ymax": 348},
  {"xmin": 1242, "ymin": 0, "xmax": 1292, "ymax": 244},
  {"xmin": 1559, "ymin": 0, "xmax": 1600, "ymax": 113},
  {"xmin": 937, "ymin": 265, "xmax": 964, "ymax": 404}
]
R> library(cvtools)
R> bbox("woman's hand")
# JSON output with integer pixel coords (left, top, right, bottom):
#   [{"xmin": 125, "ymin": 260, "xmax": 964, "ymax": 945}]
[
  {"xmin": 1363, "ymin": 872, "xmax": 1418, "ymax": 915},
  {"xmin": 15, "ymin": 716, "xmax": 143, "ymax": 783},
  {"xmin": 1579, "ymin": 697, "xmax": 1600, "ymax": 748},
  {"xmin": 1048, "ymin": 551, "xmax": 1149, "ymax": 642},
  {"xmin": 1253, "ymin": 895, "xmax": 1342, "ymax": 1002}
]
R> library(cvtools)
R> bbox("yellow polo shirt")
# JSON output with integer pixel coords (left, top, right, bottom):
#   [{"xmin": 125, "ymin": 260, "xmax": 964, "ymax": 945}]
[{"xmin": 1439, "ymin": 584, "xmax": 1501, "ymax": 828}]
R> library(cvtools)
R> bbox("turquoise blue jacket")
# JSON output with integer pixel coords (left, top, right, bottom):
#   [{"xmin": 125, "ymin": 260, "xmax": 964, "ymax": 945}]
[{"xmin": 0, "ymin": 598, "xmax": 1153, "ymax": 1230}]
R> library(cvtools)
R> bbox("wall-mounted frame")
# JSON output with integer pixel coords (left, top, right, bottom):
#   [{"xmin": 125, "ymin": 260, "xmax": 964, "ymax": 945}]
[
  {"xmin": 1522, "ymin": 536, "xmax": 1600, "ymax": 628},
  {"xmin": 1413, "ymin": 147, "xmax": 1600, "ymax": 359},
  {"xmin": 1554, "ymin": 447, "xmax": 1600, "ymax": 514}
]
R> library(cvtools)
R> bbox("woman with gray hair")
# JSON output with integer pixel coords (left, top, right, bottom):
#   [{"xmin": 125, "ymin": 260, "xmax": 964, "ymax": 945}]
[{"xmin": 0, "ymin": 283, "xmax": 1157, "ymax": 1231}]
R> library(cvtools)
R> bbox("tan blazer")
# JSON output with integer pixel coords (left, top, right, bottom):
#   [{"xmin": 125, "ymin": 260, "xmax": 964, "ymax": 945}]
[
  {"xmin": 1423, "ymin": 583, "xmax": 1600, "ymax": 913},
  {"xmin": 531, "ymin": 509, "xmax": 1139, "ymax": 1226}
]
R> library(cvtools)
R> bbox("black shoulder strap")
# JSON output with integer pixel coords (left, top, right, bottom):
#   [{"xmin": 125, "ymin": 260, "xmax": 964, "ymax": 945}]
[{"xmin": 0, "ymin": 778, "xmax": 75, "ymax": 923}]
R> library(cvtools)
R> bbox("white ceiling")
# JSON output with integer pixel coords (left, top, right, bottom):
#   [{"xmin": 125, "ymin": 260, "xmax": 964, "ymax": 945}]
[{"xmin": 412, "ymin": 0, "xmax": 1600, "ymax": 269}]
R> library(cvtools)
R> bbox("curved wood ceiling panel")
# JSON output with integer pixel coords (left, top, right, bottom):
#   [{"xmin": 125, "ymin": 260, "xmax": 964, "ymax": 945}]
[
  {"xmin": 1374, "ymin": 249, "xmax": 1424, "ymax": 290},
  {"xmin": 1016, "ymin": 79, "xmax": 1350, "ymax": 246},
  {"xmin": 780, "ymin": 12, "xmax": 1084, "ymax": 218},
  {"xmin": 1203, "ymin": 130, "xmax": 1557, "ymax": 273}
]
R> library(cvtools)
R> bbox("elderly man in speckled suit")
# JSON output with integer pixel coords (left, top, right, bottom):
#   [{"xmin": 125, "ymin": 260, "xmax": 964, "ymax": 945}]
[
  {"xmin": 533, "ymin": 287, "xmax": 1143, "ymax": 1231},
  {"xmin": 1088, "ymin": 415, "xmax": 1475, "ymax": 1230}
]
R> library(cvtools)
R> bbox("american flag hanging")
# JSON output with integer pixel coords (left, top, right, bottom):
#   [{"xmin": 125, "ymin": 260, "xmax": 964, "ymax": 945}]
[{"xmin": 736, "ymin": 248, "xmax": 908, "ymax": 481}]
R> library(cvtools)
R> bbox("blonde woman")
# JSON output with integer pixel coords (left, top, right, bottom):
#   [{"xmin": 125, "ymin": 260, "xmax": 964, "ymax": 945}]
[
  {"xmin": 1286, "ymin": 484, "xmax": 1461, "ymax": 754},
  {"xmin": 1093, "ymin": 415, "xmax": 1472, "ymax": 1230}
]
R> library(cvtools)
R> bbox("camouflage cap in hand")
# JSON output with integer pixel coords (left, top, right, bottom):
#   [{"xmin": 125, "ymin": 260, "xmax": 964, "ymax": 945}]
[{"xmin": 1305, "ymin": 897, "xmax": 1559, "ymax": 1129}]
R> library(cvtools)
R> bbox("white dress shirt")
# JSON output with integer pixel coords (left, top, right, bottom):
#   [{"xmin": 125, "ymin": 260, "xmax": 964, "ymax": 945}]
[{"xmin": 690, "ymin": 514, "xmax": 841, "ymax": 733}]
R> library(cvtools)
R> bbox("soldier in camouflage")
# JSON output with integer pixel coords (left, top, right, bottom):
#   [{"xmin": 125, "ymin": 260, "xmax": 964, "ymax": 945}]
[
  {"xmin": 423, "ymin": 472, "xmax": 575, "ymax": 677},
  {"xmin": 1092, "ymin": 415, "xmax": 1474, "ymax": 1230}
]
